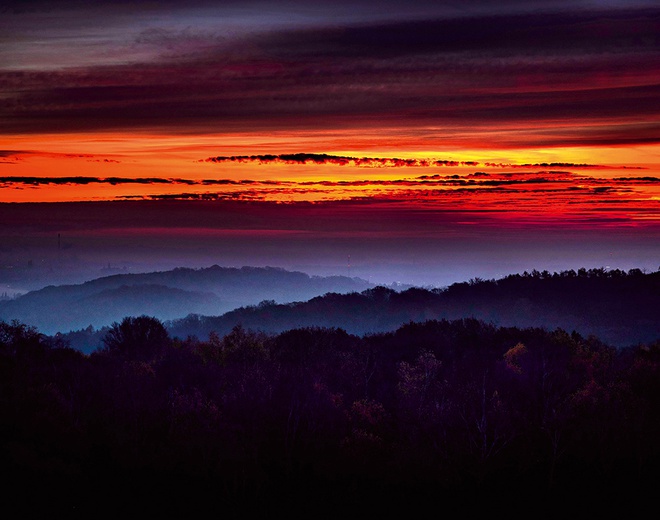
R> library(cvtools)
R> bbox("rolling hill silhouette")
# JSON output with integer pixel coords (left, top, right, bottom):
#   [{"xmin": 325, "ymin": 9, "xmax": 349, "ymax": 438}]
[
  {"xmin": 0, "ymin": 265, "xmax": 374, "ymax": 335},
  {"xmin": 4, "ymin": 266, "xmax": 658, "ymax": 351}
]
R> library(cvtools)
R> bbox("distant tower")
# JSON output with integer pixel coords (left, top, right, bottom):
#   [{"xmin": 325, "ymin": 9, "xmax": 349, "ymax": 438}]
[{"xmin": 347, "ymin": 255, "xmax": 351, "ymax": 277}]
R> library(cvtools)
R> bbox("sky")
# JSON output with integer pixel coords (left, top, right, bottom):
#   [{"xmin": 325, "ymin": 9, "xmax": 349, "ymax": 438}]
[{"xmin": 1, "ymin": 0, "xmax": 659, "ymax": 289}]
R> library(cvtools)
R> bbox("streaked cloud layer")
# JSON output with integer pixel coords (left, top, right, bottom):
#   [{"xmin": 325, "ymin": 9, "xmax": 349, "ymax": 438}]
[
  {"xmin": 2, "ymin": 1, "xmax": 658, "ymax": 148},
  {"xmin": 2, "ymin": 161, "xmax": 657, "ymax": 228}
]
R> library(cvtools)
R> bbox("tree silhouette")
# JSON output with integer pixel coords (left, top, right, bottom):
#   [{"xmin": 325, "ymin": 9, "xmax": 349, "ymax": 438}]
[
  {"xmin": 101, "ymin": 315, "xmax": 170, "ymax": 360},
  {"xmin": 0, "ymin": 319, "xmax": 44, "ymax": 358}
]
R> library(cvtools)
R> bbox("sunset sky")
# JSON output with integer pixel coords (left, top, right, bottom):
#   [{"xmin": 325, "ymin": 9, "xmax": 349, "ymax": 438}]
[{"xmin": 1, "ymin": 1, "xmax": 658, "ymax": 288}]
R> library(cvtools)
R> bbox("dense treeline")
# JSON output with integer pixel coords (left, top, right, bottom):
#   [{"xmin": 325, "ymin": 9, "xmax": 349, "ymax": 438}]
[
  {"xmin": 2, "ymin": 315, "xmax": 660, "ymax": 516},
  {"xmin": 166, "ymin": 267, "xmax": 660, "ymax": 348}
]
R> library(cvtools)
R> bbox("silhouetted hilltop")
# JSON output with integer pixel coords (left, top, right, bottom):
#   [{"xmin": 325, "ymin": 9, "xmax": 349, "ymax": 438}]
[
  {"xmin": 0, "ymin": 265, "xmax": 374, "ymax": 334},
  {"xmin": 167, "ymin": 268, "xmax": 660, "ymax": 348}
]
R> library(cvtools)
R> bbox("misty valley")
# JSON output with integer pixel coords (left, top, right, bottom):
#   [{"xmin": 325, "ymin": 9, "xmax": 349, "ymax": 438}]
[{"xmin": 0, "ymin": 265, "xmax": 657, "ymax": 350}]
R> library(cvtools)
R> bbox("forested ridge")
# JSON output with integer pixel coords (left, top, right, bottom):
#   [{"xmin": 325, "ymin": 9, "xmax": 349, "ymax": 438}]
[
  {"xmin": 2, "ymin": 308, "xmax": 660, "ymax": 515},
  {"xmin": 168, "ymin": 267, "xmax": 660, "ymax": 348},
  {"xmin": 56, "ymin": 267, "xmax": 660, "ymax": 353}
]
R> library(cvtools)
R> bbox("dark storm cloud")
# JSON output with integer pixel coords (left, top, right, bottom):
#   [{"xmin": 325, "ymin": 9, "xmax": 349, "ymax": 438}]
[
  {"xmin": 1, "ymin": 5, "xmax": 658, "ymax": 146},
  {"xmin": 204, "ymin": 153, "xmax": 463, "ymax": 167},
  {"xmin": 206, "ymin": 154, "xmax": 356, "ymax": 165},
  {"xmin": 484, "ymin": 162, "xmax": 606, "ymax": 169},
  {"xmin": 2, "ymin": 170, "xmax": 653, "ymax": 193},
  {"xmin": 446, "ymin": 161, "xmax": 479, "ymax": 167},
  {"xmin": 613, "ymin": 177, "xmax": 660, "ymax": 183},
  {"xmin": 0, "ymin": 176, "xmax": 196, "ymax": 186},
  {"xmin": 143, "ymin": 188, "xmax": 317, "ymax": 201},
  {"xmin": 199, "ymin": 179, "xmax": 292, "ymax": 186}
]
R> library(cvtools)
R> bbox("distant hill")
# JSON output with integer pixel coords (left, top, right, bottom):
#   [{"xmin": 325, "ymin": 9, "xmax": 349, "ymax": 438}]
[
  {"xmin": 0, "ymin": 265, "xmax": 374, "ymax": 334},
  {"xmin": 166, "ymin": 268, "xmax": 660, "ymax": 348}
]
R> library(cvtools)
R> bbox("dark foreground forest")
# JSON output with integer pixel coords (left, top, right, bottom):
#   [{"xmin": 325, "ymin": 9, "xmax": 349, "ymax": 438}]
[{"xmin": 2, "ymin": 315, "xmax": 660, "ymax": 516}]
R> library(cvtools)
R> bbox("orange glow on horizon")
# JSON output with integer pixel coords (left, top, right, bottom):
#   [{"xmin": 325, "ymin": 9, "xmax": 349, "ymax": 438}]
[{"xmin": 1, "ymin": 131, "xmax": 659, "ymax": 231}]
